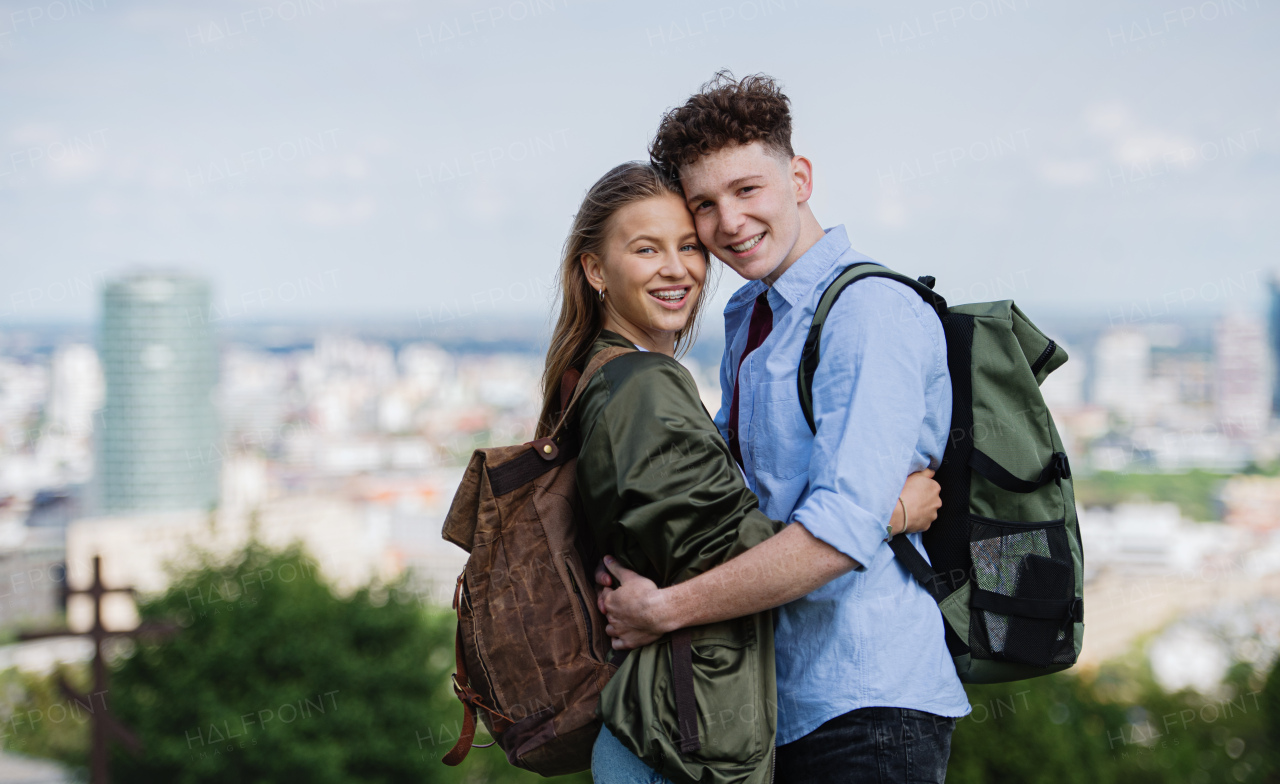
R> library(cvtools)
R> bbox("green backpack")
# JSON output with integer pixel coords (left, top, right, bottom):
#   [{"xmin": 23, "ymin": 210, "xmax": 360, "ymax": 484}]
[{"xmin": 798, "ymin": 263, "xmax": 1084, "ymax": 684}]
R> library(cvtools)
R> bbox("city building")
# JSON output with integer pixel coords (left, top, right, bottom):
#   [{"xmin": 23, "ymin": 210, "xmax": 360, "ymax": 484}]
[
  {"xmin": 1078, "ymin": 503, "xmax": 1227, "ymax": 575},
  {"xmin": 97, "ymin": 273, "xmax": 219, "ymax": 513},
  {"xmin": 1092, "ymin": 328, "xmax": 1151, "ymax": 423},
  {"xmin": 1268, "ymin": 274, "xmax": 1280, "ymax": 415},
  {"xmin": 46, "ymin": 343, "xmax": 103, "ymax": 440},
  {"xmin": 1221, "ymin": 474, "xmax": 1280, "ymax": 531},
  {"xmin": 1214, "ymin": 313, "xmax": 1272, "ymax": 438},
  {"xmin": 65, "ymin": 455, "xmax": 399, "ymax": 632},
  {"xmin": 0, "ymin": 523, "xmax": 66, "ymax": 630}
]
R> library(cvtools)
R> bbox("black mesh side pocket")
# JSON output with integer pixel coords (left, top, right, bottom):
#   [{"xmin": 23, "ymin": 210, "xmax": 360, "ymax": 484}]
[{"xmin": 968, "ymin": 516, "xmax": 1076, "ymax": 667}]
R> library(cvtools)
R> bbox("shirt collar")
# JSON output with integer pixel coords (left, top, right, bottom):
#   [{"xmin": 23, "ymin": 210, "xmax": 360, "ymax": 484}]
[
  {"xmin": 770, "ymin": 225, "xmax": 852, "ymax": 307},
  {"xmin": 724, "ymin": 277, "xmax": 768, "ymax": 314},
  {"xmin": 722, "ymin": 225, "xmax": 853, "ymax": 313}
]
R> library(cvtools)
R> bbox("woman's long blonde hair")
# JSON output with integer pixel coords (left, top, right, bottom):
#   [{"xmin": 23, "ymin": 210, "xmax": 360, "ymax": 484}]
[{"xmin": 536, "ymin": 162, "xmax": 712, "ymax": 438}]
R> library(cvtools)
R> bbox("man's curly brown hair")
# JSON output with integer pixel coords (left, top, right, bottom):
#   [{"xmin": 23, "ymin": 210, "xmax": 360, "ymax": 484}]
[{"xmin": 649, "ymin": 70, "xmax": 794, "ymax": 182}]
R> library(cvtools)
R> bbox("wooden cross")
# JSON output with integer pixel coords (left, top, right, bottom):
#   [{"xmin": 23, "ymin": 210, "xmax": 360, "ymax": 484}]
[{"xmin": 19, "ymin": 555, "xmax": 177, "ymax": 784}]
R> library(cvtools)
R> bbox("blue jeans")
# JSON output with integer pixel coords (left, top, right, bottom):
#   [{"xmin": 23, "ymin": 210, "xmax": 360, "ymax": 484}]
[
  {"xmin": 592, "ymin": 725, "xmax": 674, "ymax": 784},
  {"xmin": 775, "ymin": 707, "xmax": 955, "ymax": 783}
]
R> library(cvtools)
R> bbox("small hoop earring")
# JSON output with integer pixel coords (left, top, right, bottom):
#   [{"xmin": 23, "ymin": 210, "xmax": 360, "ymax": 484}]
[{"xmin": 598, "ymin": 288, "xmax": 605, "ymax": 301}]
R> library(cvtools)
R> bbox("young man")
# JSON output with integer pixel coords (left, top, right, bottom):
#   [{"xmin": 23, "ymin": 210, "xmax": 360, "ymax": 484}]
[{"xmin": 596, "ymin": 72, "xmax": 970, "ymax": 783}]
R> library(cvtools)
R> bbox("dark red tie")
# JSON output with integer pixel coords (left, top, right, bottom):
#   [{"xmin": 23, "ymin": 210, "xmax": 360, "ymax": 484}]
[{"xmin": 728, "ymin": 290, "xmax": 774, "ymax": 469}]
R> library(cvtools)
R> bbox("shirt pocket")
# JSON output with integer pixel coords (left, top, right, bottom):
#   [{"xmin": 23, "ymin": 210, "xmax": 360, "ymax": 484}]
[{"xmin": 749, "ymin": 379, "xmax": 810, "ymax": 480}]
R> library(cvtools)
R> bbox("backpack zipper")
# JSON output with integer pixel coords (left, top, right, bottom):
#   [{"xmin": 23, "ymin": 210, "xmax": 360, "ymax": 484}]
[
  {"xmin": 459, "ymin": 576, "xmax": 505, "ymax": 719},
  {"xmin": 1030, "ymin": 340, "xmax": 1057, "ymax": 375},
  {"xmin": 564, "ymin": 556, "xmax": 599, "ymax": 661}
]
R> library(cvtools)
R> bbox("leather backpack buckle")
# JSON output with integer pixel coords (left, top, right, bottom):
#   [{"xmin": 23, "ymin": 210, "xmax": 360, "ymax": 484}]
[{"xmin": 530, "ymin": 437, "xmax": 559, "ymax": 461}]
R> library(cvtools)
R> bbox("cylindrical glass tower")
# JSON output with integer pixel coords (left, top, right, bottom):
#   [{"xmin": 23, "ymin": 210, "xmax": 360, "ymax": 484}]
[{"xmin": 98, "ymin": 272, "xmax": 219, "ymax": 513}]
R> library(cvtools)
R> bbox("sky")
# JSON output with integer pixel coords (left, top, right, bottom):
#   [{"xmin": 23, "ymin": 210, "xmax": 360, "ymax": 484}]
[{"xmin": 0, "ymin": 0, "xmax": 1277, "ymax": 334}]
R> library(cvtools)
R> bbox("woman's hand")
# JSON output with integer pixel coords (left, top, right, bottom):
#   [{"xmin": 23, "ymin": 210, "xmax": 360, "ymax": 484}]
[
  {"xmin": 594, "ymin": 556, "xmax": 669, "ymax": 650},
  {"xmin": 894, "ymin": 468, "xmax": 941, "ymax": 534}
]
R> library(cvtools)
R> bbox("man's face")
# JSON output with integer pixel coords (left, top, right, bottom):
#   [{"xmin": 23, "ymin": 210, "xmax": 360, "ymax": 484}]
[{"xmin": 680, "ymin": 141, "xmax": 806, "ymax": 284}]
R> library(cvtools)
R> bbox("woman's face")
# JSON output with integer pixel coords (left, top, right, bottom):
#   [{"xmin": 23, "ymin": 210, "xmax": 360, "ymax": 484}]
[{"xmin": 583, "ymin": 192, "xmax": 707, "ymax": 355}]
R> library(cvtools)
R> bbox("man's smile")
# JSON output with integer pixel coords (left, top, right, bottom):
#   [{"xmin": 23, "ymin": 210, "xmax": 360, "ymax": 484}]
[{"xmin": 728, "ymin": 232, "xmax": 765, "ymax": 256}]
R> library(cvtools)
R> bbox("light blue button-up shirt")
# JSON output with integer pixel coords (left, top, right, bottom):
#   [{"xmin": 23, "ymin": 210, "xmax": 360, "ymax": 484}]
[{"xmin": 714, "ymin": 225, "xmax": 970, "ymax": 745}]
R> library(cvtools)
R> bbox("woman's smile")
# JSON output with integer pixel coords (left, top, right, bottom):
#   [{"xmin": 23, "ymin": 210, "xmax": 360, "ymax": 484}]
[{"xmin": 649, "ymin": 285, "xmax": 692, "ymax": 309}]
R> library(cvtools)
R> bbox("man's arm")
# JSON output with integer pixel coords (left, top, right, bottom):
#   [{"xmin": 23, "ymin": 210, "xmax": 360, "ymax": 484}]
[
  {"xmin": 599, "ymin": 469, "xmax": 941, "ymax": 649},
  {"xmin": 599, "ymin": 278, "xmax": 948, "ymax": 648},
  {"xmin": 601, "ymin": 522, "xmax": 849, "ymax": 646}
]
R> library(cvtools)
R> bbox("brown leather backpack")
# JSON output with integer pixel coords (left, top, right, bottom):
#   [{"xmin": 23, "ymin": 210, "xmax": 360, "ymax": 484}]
[{"xmin": 439, "ymin": 347, "xmax": 631, "ymax": 775}]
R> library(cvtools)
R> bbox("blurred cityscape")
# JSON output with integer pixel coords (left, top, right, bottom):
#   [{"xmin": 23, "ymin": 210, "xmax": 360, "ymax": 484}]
[{"xmin": 0, "ymin": 270, "xmax": 1278, "ymax": 713}]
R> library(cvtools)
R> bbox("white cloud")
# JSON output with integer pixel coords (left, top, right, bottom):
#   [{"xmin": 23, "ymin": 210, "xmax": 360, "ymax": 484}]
[
  {"xmin": 1036, "ymin": 158, "xmax": 1100, "ymax": 187},
  {"xmin": 874, "ymin": 191, "xmax": 909, "ymax": 229},
  {"xmin": 1084, "ymin": 101, "xmax": 1196, "ymax": 167},
  {"xmin": 300, "ymin": 197, "xmax": 377, "ymax": 227}
]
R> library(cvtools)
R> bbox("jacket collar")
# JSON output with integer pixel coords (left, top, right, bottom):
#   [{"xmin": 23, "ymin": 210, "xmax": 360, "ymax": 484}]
[{"xmin": 595, "ymin": 329, "xmax": 636, "ymax": 350}]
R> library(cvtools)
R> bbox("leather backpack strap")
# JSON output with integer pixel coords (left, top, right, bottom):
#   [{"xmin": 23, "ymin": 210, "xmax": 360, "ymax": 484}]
[
  {"xmin": 441, "ymin": 624, "xmax": 481, "ymax": 766},
  {"xmin": 442, "ymin": 574, "xmax": 513, "ymax": 767},
  {"xmin": 549, "ymin": 346, "xmax": 635, "ymax": 439},
  {"xmin": 671, "ymin": 628, "xmax": 701, "ymax": 754},
  {"xmin": 495, "ymin": 346, "xmax": 637, "ymax": 486},
  {"xmin": 559, "ymin": 367, "xmax": 581, "ymax": 415}
]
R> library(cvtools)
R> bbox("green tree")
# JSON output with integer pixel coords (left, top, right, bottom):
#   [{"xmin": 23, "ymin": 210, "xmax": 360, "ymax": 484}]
[
  {"xmin": 0, "ymin": 664, "xmax": 92, "ymax": 768},
  {"xmin": 949, "ymin": 653, "xmax": 1270, "ymax": 784},
  {"xmin": 1072, "ymin": 471, "xmax": 1228, "ymax": 522},
  {"xmin": 104, "ymin": 542, "xmax": 590, "ymax": 784},
  {"xmin": 1262, "ymin": 655, "xmax": 1280, "ymax": 777}
]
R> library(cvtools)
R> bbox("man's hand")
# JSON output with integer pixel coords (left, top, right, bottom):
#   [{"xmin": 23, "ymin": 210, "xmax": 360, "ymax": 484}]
[
  {"xmin": 594, "ymin": 556, "xmax": 668, "ymax": 650},
  {"xmin": 896, "ymin": 468, "xmax": 941, "ymax": 534}
]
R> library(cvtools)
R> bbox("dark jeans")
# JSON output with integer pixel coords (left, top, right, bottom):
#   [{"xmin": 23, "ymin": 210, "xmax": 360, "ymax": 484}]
[{"xmin": 775, "ymin": 707, "xmax": 955, "ymax": 784}]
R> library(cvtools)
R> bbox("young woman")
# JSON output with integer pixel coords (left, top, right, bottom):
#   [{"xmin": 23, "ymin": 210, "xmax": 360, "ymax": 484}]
[{"xmin": 536, "ymin": 162, "xmax": 938, "ymax": 784}]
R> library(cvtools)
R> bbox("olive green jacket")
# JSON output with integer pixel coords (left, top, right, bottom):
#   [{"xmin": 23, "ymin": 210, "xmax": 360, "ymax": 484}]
[{"xmin": 575, "ymin": 331, "xmax": 783, "ymax": 784}]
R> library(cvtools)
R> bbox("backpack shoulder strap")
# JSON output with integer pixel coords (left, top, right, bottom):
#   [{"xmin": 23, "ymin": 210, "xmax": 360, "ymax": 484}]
[
  {"xmin": 484, "ymin": 347, "xmax": 635, "ymax": 497},
  {"xmin": 887, "ymin": 535, "xmax": 951, "ymax": 603},
  {"xmin": 549, "ymin": 345, "xmax": 635, "ymax": 440},
  {"xmin": 797, "ymin": 263, "xmax": 949, "ymax": 433},
  {"xmin": 792, "ymin": 264, "xmax": 955, "ymax": 611}
]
